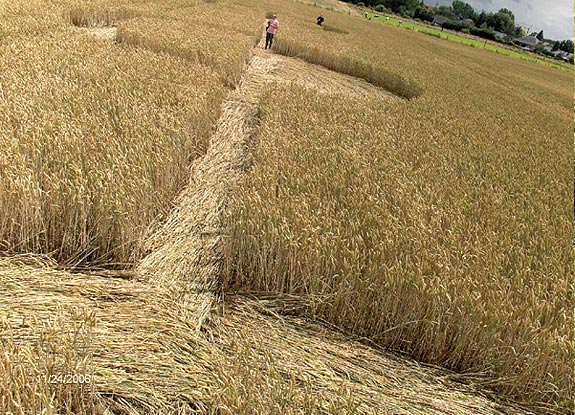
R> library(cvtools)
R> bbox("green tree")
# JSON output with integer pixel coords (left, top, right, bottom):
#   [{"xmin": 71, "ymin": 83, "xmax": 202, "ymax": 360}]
[
  {"xmin": 441, "ymin": 19, "xmax": 466, "ymax": 31},
  {"xmin": 513, "ymin": 26, "xmax": 524, "ymax": 37},
  {"xmin": 381, "ymin": 0, "xmax": 420, "ymax": 13},
  {"xmin": 452, "ymin": 0, "xmax": 476, "ymax": 20},
  {"xmin": 475, "ymin": 11, "xmax": 488, "ymax": 27},
  {"xmin": 559, "ymin": 39, "xmax": 574, "ymax": 53},
  {"xmin": 498, "ymin": 8, "xmax": 515, "ymax": 22},
  {"xmin": 484, "ymin": 10, "xmax": 516, "ymax": 36},
  {"xmin": 414, "ymin": 6, "xmax": 434, "ymax": 22},
  {"xmin": 552, "ymin": 40, "xmax": 560, "ymax": 51},
  {"xmin": 470, "ymin": 26, "xmax": 497, "ymax": 40},
  {"xmin": 436, "ymin": 5, "xmax": 455, "ymax": 19}
]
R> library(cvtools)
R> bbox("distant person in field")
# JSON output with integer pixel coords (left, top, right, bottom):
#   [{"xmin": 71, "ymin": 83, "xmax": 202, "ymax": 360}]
[
  {"xmin": 316, "ymin": 15, "xmax": 324, "ymax": 26},
  {"xmin": 265, "ymin": 14, "xmax": 279, "ymax": 49}
]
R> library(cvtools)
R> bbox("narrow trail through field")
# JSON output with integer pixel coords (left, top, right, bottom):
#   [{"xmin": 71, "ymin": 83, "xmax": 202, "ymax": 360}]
[{"xmin": 136, "ymin": 32, "xmax": 270, "ymax": 327}]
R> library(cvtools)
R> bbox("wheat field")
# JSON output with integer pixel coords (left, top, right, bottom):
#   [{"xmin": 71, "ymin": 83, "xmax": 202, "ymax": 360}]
[
  {"xmin": 0, "ymin": 0, "xmax": 572, "ymax": 413},
  {"xmin": 222, "ymin": 1, "xmax": 573, "ymax": 412},
  {"xmin": 0, "ymin": 0, "xmax": 264, "ymax": 265}
]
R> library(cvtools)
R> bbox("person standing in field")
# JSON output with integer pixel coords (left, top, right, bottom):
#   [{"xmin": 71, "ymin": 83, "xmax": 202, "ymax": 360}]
[{"xmin": 265, "ymin": 14, "xmax": 279, "ymax": 49}]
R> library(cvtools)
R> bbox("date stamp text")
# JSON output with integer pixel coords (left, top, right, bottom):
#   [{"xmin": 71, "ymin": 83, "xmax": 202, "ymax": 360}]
[{"xmin": 41, "ymin": 373, "xmax": 92, "ymax": 384}]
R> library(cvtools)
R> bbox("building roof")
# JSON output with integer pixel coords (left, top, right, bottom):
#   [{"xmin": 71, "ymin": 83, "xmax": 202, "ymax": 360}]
[
  {"xmin": 493, "ymin": 31, "xmax": 508, "ymax": 39},
  {"xmin": 514, "ymin": 36, "xmax": 539, "ymax": 47},
  {"xmin": 542, "ymin": 46, "xmax": 563, "ymax": 56},
  {"xmin": 433, "ymin": 15, "xmax": 449, "ymax": 25},
  {"xmin": 554, "ymin": 50, "xmax": 573, "ymax": 59}
]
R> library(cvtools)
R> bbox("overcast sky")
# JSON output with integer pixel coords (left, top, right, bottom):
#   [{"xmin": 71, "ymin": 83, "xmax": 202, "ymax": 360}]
[{"xmin": 423, "ymin": 0, "xmax": 574, "ymax": 40}]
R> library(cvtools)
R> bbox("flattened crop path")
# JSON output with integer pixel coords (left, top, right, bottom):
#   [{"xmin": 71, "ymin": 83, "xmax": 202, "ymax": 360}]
[{"xmin": 136, "ymin": 31, "xmax": 278, "ymax": 327}]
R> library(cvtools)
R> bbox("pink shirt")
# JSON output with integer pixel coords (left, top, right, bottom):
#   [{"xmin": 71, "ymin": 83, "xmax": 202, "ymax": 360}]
[{"xmin": 267, "ymin": 18, "xmax": 279, "ymax": 34}]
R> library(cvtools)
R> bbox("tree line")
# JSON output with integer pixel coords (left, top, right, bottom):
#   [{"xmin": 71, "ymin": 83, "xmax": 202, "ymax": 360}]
[{"xmin": 347, "ymin": 0, "xmax": 573, "ymax": 48}]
